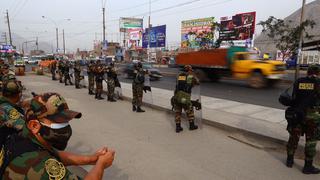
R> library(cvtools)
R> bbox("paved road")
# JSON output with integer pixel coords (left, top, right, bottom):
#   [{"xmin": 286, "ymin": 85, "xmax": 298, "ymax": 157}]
[{"xmin": 20, "ymin": 74, "xmax": 319, "ymax": 180}]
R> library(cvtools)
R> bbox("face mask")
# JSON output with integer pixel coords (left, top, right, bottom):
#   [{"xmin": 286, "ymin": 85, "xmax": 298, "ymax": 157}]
[{"xmin": 39, "ymin": 122, "xmax": 72, "ymax": 151}]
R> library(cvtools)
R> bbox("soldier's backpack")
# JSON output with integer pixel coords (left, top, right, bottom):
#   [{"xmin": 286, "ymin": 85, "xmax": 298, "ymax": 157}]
[{"xmin": 279, "ymin": 86, "xmax": 293, "ymax": 106}]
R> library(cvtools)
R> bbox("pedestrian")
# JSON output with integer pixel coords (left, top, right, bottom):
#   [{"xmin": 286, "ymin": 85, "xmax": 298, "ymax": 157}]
[
  {"xmin": 74, "ymin": 61, "xmax": 82, "ymax": 89},
  {"xmin": 106, "ymin": 62, "xmax": 117, "ymax": 102},
  {"xmin": 0, "ymin": 92, "xmax": 115, "ymax": 179},
  {"xmin": 87, "ymin": 60, "xmax": 95, "ymax": 95},
  {"xmin": 58, "ymin": 60, "xmax": 65, "ymax": 83},
  {"xmin": 50, "ymin": 60, "xmax": 57, "ymax": 80},
  {"xmin": 286, "ymin": 65, "xmax": 320, "ymax": 174},
  {"xmin": 132, "ymin": 62, "xmax": 145, "ymax": 112},
  {"xmin": 94, "ymin": 60, "xmax": 105, "ymax": 100},
  {"xmin": 172, "ymin": 65, "xmax": 200, "ymax": 133},
  {"xmin": 64, "ymin": 61, "xmax": 73, "ymax": 86}
]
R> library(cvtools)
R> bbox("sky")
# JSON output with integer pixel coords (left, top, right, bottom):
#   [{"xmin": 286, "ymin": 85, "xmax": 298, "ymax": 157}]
[{"xmin": 0, "ymin": 0, "xmax": 317, "ymax": 52}]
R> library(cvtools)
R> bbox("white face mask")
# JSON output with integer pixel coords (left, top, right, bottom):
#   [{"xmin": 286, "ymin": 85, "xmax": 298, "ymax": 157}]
[{"xmin": 40, "ymin": 122, "xmax": 70, "ymax": 129}]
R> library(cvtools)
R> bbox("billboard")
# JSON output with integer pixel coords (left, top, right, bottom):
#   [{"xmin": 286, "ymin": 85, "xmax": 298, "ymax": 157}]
[
  {"xmin": 120, "ymin": 17, "xmax": 143, "ymax": 32},
  {"xmin": 143, "ymin": 25, "xmax": 166, "ymax": 48},
  {"xmin": 181, "ymin": 17, "xmax": 215, "ymax": 48},
  {"xmin": 219, "ymin": 12, "xmax": 256, "ymax": 41},
  {"xmin": 128, "ymin": 29, "xmax": 143, "ymax": 49}
]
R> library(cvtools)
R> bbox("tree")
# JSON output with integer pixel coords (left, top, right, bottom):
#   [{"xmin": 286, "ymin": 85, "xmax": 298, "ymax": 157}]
[{"xmin": 258, "ymin": 16, "xmax": 315, "ymax": 60}]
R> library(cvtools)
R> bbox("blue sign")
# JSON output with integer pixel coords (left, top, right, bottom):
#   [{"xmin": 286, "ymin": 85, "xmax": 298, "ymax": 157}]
[{"xmin": 143, "ymin": 25, "xmax": 166, "ymax": 48}]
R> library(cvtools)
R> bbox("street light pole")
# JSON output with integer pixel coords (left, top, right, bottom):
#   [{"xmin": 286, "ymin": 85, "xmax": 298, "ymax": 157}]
[
  {"xmin": 295, "ymin": 0, "xmax": 306, "ymax": 80},
  {"xmin": 56, "ymin": 28, "xmax": 59, "ymax": 53},
  {"xmin": 148, "ymin": 0, "xmax": 151, "ymax": 62},
  {"xmin": 63, "ymin": 29, "xmax": 66, "ymax": 54}
]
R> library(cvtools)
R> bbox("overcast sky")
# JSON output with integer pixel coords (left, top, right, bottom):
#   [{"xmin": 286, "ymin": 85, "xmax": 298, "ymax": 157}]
[{"xmin": 0, "ymin": 0, "xmax": 316, "ymax": 52}]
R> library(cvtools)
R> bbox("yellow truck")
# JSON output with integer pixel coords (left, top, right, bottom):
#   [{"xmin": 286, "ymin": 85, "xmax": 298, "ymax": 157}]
[{"xmin": 176, "ymin": 47, "xmax": 286, "ymax": 88}]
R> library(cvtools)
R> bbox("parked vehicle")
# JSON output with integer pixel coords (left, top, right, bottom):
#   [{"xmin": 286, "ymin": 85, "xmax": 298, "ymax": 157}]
[
  {"xmin": 175, "ymin": 47, "xmax": 287, "ymax": 88},
  {"xmin": 23, "ymin": 56, "xmax": 29, "ymax": 63},
  {"xmin": 123, "ymin": 62, "xmax": 163, "ymax": 81}
]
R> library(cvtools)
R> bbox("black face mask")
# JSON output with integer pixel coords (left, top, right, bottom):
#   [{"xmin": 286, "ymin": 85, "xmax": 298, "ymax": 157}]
[{"xmin": 39, "ymin": 124, "xmax": 72, "ymax": 151}]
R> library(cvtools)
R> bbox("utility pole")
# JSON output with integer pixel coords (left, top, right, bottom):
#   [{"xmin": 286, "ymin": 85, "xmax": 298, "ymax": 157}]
[
  {"xmin": 36, "ymin": 37, "xmax": 39, "ymax": 51},
  {"xmin": 148, "ymin": 0, "xmax": 151, "ymax": 62},
  {"xmin": 295, "ymin": 0, "xmax": 306, "ymax": 80},
  {"xmin": 63, "ymin": 29, "xmax": 66, "ymax": 54},
  {"xmin": 56, "ymin": 28, "xmax": 59, "ymax": 53},
  {"xmin": 6, "ymin": 10, "xmax": 13, "ymax": 46},
  {"xmin": 102, "ymin": 7, "xmax": 106, "ymax": 42}
]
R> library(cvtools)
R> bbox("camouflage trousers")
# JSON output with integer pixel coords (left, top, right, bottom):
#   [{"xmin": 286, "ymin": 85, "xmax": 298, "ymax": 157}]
[
  {"xmin": 132, "ymin": 83, "xmax": 143, "ymax": 106},
  {"xmin": 175, "ymin": 103, "xmax": 195, "ymax": 123},
  {"xmin": 287, "ymin": 112, "xmax": 320, "ymax": 161},
  {"xmin": 107, "ymin": 78, "xmax": 115, "ymax": 99},
  {"xmin": 64, "ymin": 73, "xmax": 72, "ymax": 85},
  {"xmin": 88, "ymin": 74, "xmax": 95, "ymax": 92},
  {"xmin": 74, "ymin": 73, "xmax": 81, "ymax": 88},
  {"xmin": 96, "ymin": 80, "xmax": 103, "ymax": 96},
  {"xmin": 58, "ymin": 71, "xmax": 64, "ymax": 83},
  {"xmin": 51, "ymin": 69, "xmax": 56, "ymax": 80}
]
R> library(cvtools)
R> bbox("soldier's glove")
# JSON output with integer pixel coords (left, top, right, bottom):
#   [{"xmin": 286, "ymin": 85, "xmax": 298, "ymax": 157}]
[{"xmin": 191, "ymin": 99, "xmax": 202, "ymax": 110}]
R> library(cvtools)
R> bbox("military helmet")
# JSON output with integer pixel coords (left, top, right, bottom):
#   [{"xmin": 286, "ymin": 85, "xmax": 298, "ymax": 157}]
[
  {"xmin": 307, "ymin": 65, "xmax": 320, "ymax": 76},
  {"xmin": 137, "ymin": 62, "xmax": 142, "ymax": 68},
  {"xmin": 2, "ymin": 79, "xmax": 23, "ymax": 97}
]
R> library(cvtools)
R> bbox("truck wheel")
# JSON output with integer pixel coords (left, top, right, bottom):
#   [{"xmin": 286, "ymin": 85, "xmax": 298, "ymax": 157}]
[
  {"xmin": 249, "ymin": 72, "xmax": 266, "ymax": 88},
  {"xmin": 195, "ymin": 69, "xmax": 209, "ymax": 82}
]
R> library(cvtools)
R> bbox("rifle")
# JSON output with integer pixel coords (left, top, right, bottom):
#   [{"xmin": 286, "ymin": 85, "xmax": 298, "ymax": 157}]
[{"xmin": 191, "ymin": 99, "xmax": 202, "ymax": 110}]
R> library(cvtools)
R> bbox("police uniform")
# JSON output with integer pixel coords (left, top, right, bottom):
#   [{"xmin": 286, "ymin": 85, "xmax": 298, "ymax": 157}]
[
  {"xmin": 94, "ymin": 61, "xmax": 105, "ymax": 100},
  {"xmin": 173, "ymin": 66, "xmax": 200, "ymax": 133},
  {"xmin": 1, "ymin": 93, "xmax": 82, "ymax": 179},
  {"xmin": 87, "ymin": 61, "xmax": 95, "ymax": 95},
  {"xmin": 106, "ymin": 64, "xmax": 117, "ymax": 102},
  {"xmin": 74, "ymin": 62, "xmax": 82, "ymax": 89},
  {"xmin": 286, "ymin": 65, "xmax": 320, "ymax": 174},
  {"xmin": 132, "ymin": 63, "xmax": 145, "ymax": 112}
]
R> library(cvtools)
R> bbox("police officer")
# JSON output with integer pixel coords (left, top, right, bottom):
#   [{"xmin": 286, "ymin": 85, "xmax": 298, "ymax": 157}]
[
  {"xmin": 173, "ymin": 65, "xmax": 200, "ymax": 133},
  {"xmin": 58, "ymin": 60, "xmax": 65, "ymax": 83},
  {"xmin": 94, "ymin": 60, "xmax": 105, "ymax": 100},
  {"xmin": 64, "ymin": 61, "xmax": 73, "ymax": 86},
  {"xmin": 1, "ymin": 93, "xmax": 115, "ymax": 179},
  {"xmin": 106, "ymin": 62, "xmax": 117, "ymax": 102},
  {"xmin": 132, "ymin": 62, "xmax": 145, "ymax": 112},
  {"xmin": 286, "ymin": 65, "xmax": 320, "ymax": 174},
  {"xmin": 74, "ymin": 61, "xmax": 82, "ymax": 89},
  {"xmin": 87, "ymin": 60, "xmax": 95, "ymax": 95}
]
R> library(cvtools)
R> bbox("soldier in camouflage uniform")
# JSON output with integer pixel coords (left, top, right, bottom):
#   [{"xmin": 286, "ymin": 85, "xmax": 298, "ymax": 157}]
[
  {"xmin": 93, "ymin": 60, "xmax": 106, "ymax": 100},
  {"xmin": 87, "ymin": 61, "xmax": 95, "ymax": 95},
  {"xmin": 173, "ymin": 65, "xmax": 200, "ymax": 133},
  {"xmin": 50, "ymin": 60, "xmax": 57, "ymax": 80},
  {"xmin": 286, "ymin": 65, "xmax": 320, "ymax": 174},
  {"xmin": 74, "ymin": 61, "xmax": 82, "ymax": 89},
  {"xmin": 106, "ymin": 62, "xmax": 117, "ymax": 102},
  {"xmin": 132, "ymin": 62, "xmax": 145, "ymax": 112},
  {"xmin": 58, "ymin": 60, "xmax": 65, "ymax": 83},
  {"xmin": 64, "ymin": 61, "xmax": 73, "ymax": 86},
  {"xmin": 1, "ymin": 93, "xmax": 115, "ymax": 179}
]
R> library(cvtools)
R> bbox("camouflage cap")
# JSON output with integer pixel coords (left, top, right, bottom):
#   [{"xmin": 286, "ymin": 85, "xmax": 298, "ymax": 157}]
[
  {"xmin": 27, "ymin": 93, "xmax": 82, "ymax": 123},
  {"xmin": 2, "ymin": 79, "xmax": 23, "ymax": 96}
]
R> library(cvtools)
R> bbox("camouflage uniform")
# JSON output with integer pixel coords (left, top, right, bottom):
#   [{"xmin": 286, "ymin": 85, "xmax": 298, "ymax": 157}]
[
  {"xmin": 106, "ymin": 64, "xmax": 117, "ymax": 102},
  {"xmin": 64, "ymin": 62, "xmax": 73, "ymax": 86},
  {"xmin": 132, "ymin": 66, "xmax": 145, "ymax": 111},
  {"xmin": 58, "ymin": 61, "xmax": 65, "ymax": 83},
  {"xmin": 74, "ymin": 62, "xmax": 82, "ymax": 89},
  {"xmin": 1, "ymin": 93, "xmax": 82, "ymax": 179},
  {"xmin": 94, "ymin": 62, "xmax": 105, "ymax": 100},
  {"xmin": 87, "ymin": 61, "xmax": 95, "ymax": 95},
  {"xmin": 173, "ymin": 67, "xmax": 200, "ymax": 133},
  {"xmin": 286, "ymin": 66, "xmax": 320, "ymax": 174},
  {"xmin": 50, "ymin": 61, "xmax": 57, "ymax": 80}
]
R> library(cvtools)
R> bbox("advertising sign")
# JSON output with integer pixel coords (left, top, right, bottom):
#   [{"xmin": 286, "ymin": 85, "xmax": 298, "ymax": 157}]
[
  {"xmin": 128, "ymin": 29, "xmax": 143, "ymax": 49},
  {"xmin": 120, "ymin": 17, "xmax": 143, "ymax": 31},
  {"xmin": 181, "ymin": 17, "xmax": 215, "ymax": 48},
  {"xmin": 219, "ymin": 12, "xmax": 256, "ymax": 41},
  {"xmin": 143, "ymin": 25, "xmax": 166, "ymax": 48}
]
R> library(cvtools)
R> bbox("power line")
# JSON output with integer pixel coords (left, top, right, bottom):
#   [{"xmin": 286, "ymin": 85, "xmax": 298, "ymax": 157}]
[
  {"xmin": 111, "ymin": 0, "xmax": 161, "ymax": 13},
  {"xmin": 12, "ymin": 0, "xmax": 29, "ymax": 19}
]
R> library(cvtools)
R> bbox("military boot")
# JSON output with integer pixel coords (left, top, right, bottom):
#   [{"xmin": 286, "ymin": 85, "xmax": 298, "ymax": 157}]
[
  {"xmin": 89, "ymin": 91, "xmax": 94, "ymax": 95},
  {"xmin": 286, "ymin": 155, "xmax": 294, "ymax": 168},
  {"xmin": 189, "ymin": 121, "xmax": 198, "ymax": 131},
  {"xmin": 136, "ymin": 106, "xmax": 145, "ymax": 113},
  {"xmin": 302, "ymin": 160, "xmax": 320, "ymax": 174},
  {"xmin": 176, "ymin": 123, "xmax": 183, "ymax": 133},
  {"xmin": 132, "ymin": 105, "xmax": 137, "ymax": 111},
  {"xmin": 97, "ymin": 94, "xmax": 104, "ymax": 100}
]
